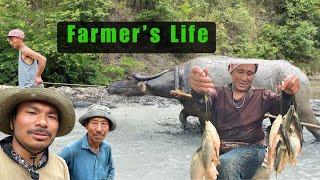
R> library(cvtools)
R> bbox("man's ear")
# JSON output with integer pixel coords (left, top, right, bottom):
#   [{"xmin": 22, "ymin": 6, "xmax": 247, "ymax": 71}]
[
  {"xmin": 84, "ymin": 121, "xmax": 88, "ymax": 130},
  {"xmin": 10, "ymin": 116, "xmax": 15, "ymax": 130}
]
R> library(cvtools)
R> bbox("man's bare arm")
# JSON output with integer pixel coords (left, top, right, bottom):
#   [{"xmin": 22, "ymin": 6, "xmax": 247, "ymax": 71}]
[{"xmin": 22, "ymin": 47, "xmax": 47, "ymax": 85}]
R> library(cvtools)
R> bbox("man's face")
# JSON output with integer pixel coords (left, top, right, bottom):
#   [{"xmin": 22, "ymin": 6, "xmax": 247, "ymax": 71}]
[
  {"xmin": 7, "ymin": 36, "xmax": 22, "ymax": 49},
  {"xmin": 12, "ymin": 101, "xmax": 59, "ymax": 152},
  {"xmin": 85, "ymin": 117, "xmax": 110, "ymax": 145},
  {"xmin": 231, "ymin": 64, "xmax": 256, "ymax": 92}
]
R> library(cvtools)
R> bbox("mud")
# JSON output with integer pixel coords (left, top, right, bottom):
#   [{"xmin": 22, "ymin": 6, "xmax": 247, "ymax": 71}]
[{"xmin": 0, "ymin": 88, "xmax": 319, "ymax": 179}]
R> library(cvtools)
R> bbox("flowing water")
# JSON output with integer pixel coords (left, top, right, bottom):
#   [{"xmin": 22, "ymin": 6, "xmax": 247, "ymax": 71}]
[{"xmin": 1, "ymin": 103, "xmax": 320, "ymax": 179}]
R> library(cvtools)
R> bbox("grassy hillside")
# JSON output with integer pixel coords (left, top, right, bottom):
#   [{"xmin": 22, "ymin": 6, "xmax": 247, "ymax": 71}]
[{"xmin": 0, "ymin": 0, "xmax": 319, "ymax": 85}]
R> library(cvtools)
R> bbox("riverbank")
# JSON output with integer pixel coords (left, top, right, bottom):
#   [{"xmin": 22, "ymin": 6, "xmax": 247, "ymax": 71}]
[
  {"xmin": 310, "ymin": 78, "xmax": 320, "ymax": 99},
  {"xmin": 53, "ymin": 105, "xmax": 320, "ymax": 180},
  {"xmin": 1, "ymin": 78, "xmax": 319, "ymax": 109},
  {"xmin": 0, "ymin": 85, "xmax": 319, "ymax": 179},
  {"xmin": 55, "ymin": 86, "xmax": 180, "ymax": 108}
]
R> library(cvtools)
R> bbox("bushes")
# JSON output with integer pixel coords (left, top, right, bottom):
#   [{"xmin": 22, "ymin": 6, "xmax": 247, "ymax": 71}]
[
  {"xmin": 103, "ymin": 55, "xmax": 145, "ymax": 84},
  {"xmin": 0, "ymin": 0, "xmax": 113, "ymax": 85},
  {"xmin": 255, "ymin": 0, "xmax": 319, "ymax": 62},
  {"xmin": 0, "ymin": 0, "xmax": 319, "ymax": 86}
]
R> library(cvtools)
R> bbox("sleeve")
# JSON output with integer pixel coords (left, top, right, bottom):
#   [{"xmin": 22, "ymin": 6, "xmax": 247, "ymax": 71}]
[
  {"xmin": 58, "ymin": 147, "xmax": 71, "ymax": 167},
  {"xmin": 191, "ymin": 87, "xmax": 219, "ymax": 120},
  {"xmin": 62, "ymin": 157, "xmax": 71, "ymax": 180},
  {"xmin": 106, "ymin": 149, "xmax": 115, "ymax": 180}
]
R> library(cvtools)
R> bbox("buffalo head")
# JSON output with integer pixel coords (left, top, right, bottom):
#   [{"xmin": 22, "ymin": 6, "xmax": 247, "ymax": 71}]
[{"xmin": 107, "ymin": 69, "xmax": 177, "ymax": 97}]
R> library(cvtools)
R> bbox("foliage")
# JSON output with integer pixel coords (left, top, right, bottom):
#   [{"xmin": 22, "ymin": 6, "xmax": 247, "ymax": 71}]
[
  {"xmin": 0, "ymin": 0, "xmax": 319, "ymax": 85},
  {"xmin": 0, "ymin": 0, "xmax": 32, "ymax": 85},
  {"xmin": 102, "ymin": 55, "xmax": 145, "ymax": 84},
  {"xmin": 103, "ymin": 65, "xmax": 126, "ymax": 84},
  {"xmin": 120, "ymin": 55, "xmax": 145, "ymax": 72},
  {"xmin": 126, "ymin": 0, "xmax": 156, "ymax": 12},
  {"xmin": 130, "ymin": 0, "xmax": 319, "ymax": 64},
  {"xmin": 256, "ymin": 0, "xmax": 319, "ymax": 62},
  {"xmin": 0, "ymin": 0, "xmax": 113, "ymax": 85}
]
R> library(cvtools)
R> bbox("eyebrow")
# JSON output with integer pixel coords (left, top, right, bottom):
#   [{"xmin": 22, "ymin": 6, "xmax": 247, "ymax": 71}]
[
  {"xmin": 236, "ymin": 67, "xmax": 255, "ymax": 73},
  {"xmin": 25, "ymin": 104, "xmax": 58, "ymax": 115}
]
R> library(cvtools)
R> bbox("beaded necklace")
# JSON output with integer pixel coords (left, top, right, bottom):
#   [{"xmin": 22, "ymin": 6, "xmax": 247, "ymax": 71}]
[{"xmin": 232, "ymin": 93, "xmax": 246, "ymax": 110}]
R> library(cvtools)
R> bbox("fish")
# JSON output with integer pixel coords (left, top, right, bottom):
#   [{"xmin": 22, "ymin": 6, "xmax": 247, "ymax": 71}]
[
  {"xmin": 267, "ymin": 105, "xmax": 303, "ymax": 174},
  {"xmin": 287, "ymin": 106, "xmax": 304, "ymax": 164},
  {"xmin": 190, "ymin": 148, "xmax": 205, "ymax": 179},
  {"xmin": 273, "ymin": 124, "xmax": 293, "ymax": 174},
  {"xmin": 206, "ymin": 121, "xmax": 220, "ymax": 157},
  {"xmin": 278, "ymin": 124, "xmax": 293, "ymax": 158},
  {"xmin": 202, "ymin": 125, "xmax": 214, "ymax": 169},
  {"xmin": 291, "ymin": 109, "xmax": 303, "ymax": 147},
  {"xmin": 191, "ymin": 121, "xmax": 220, "ymax": 180},
  {"xmin": 268, "ymin": 133, "xmax": 281, "ymax": 168},
  {"xmin": 288, "ymin": 129, "xmax": 301, "ymax": 164},
  {"xmin": 267, "ymin": 114, "xmax": 283, "ymax": 168},
  {"xmin": 202, "ymin": 121, "xmax": 220, "ymax": 179},
  {"xmin": 274, "ymin": 141, "xmax": 287, "ymax": 175},
  {"xmin": 283, "ymin": 105, "xmax": 295, "ymax": 131},
  {"xmin": 268, "ymin": 115, "xmax": 283, "ymax": 147}
]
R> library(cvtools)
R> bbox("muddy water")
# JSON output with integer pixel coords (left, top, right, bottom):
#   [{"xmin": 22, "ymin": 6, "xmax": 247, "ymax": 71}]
[
  {"xmin": 54, "ymin": 105, "xmax": 320, "ymax": 179},
  {"xmin": 1, "ymin": 104, "xmax": 320, "ymax": 179}
]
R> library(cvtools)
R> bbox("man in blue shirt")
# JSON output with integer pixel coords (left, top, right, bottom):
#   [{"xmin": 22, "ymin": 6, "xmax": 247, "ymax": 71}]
[{"xmin": 59, "ymin": 104, "xmax": 116, "ymax": 180}]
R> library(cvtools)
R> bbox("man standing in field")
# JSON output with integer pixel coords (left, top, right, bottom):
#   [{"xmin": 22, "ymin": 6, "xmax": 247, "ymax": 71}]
[{"xmin": 7, "ymin": 29, "xmax": 47, "ymax": 87}]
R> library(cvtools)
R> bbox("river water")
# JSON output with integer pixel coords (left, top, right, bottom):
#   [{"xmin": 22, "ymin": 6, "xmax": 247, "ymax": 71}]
[{"xmin": 1, "ymin": 103, "xmax": 320, "ymax": 179}]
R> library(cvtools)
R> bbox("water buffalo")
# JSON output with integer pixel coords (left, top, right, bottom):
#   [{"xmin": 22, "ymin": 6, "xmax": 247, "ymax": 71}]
[{"xmin": 108, "ymin": 55, "xmax": 320, "ymax": 141}]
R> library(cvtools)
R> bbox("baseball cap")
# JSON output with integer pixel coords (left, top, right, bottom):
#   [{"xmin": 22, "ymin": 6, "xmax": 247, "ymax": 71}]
[{"xmin": 7, "ymin": 29, "xmax": 25, "ymax": 39}]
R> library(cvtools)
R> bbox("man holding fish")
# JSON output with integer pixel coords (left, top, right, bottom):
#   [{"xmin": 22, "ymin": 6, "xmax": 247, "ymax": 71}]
[{"xmin": 189, "ymin": 63, "xmax": 300, "ymax": 179}]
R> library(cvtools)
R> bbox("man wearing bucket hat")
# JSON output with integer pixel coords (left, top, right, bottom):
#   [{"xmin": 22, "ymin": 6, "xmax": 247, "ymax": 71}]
[
  {"xmin": 59, "ymin": 104, "xmax": 116, "ymax": 180},
  {"xmin": 7, "ymin": 29, "xmax": 47, "ymax": 87},
  {"xmin": 189, "ymin": 63, "xmax": 300, "ymax": 179},
  {"xmin": 0, "ymin": 88, "xmax": 75, "ymax": 180}
]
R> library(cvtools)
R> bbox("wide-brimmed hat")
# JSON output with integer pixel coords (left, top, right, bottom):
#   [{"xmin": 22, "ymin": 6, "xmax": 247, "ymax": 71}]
[
  {"xmin": 79, "ymin": 104, "xmax": 117, "ymax": 131},
  {"xmin": 7, "ymin": 29, "xmax": 25, "ymax": 39},
  {"xmin": 0, "ymin": 88, "xmax": 75, "ymax": 136}
]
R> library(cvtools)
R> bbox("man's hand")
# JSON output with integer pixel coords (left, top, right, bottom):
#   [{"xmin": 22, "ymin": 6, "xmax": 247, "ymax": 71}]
[
  {"xmin": 35, "ymin": 76, "xmax": 43, "ymax": 86},
  {"xmin": 189, "ymin": 66, "xmax": 214, "ymax": 94},
  {"xmin": 278, "ymin": 74, "xmax": 300, "ymax": 95}
]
